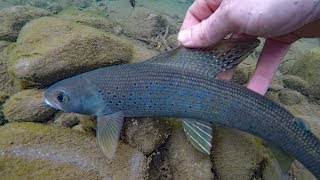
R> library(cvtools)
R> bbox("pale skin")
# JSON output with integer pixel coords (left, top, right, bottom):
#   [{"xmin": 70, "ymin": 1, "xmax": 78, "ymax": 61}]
[{"xmin": 178, "ymin": 0, "xmax": 320, "ymax": 95}]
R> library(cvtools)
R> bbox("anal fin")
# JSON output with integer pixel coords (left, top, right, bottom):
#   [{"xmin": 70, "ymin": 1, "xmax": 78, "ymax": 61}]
[
  {"xmin": 181, "ymin": 119, "xmax": 214, "ymax": 155},
  {"xmin": 97, "ymin": 111, "xmax": 124, "ymax": 160}
]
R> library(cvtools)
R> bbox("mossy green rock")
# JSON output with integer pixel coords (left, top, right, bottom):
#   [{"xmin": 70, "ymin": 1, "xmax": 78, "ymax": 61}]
[
  {"xmin": 8, "ymin": 17, "xmax": 133, "ymax": 89},
  {"xmin": 124, "ymin": 117, "xmax": 172, "ymax": 155},
  {"xmin": 58, "ymin": 8, "xmax": 115, "ymax": 32},
  {"xmin": 212, "ymin": 127, "xmax": 281, "ymax": 179},
  {"xmin": 283, "ymin": 75, "xmax": 309, "ymax": 95},
  {"xmin": 166, "ymin": 127, "xmax": 213, "ymax": 179},
  {"xmin": 0, "ymin": 122, "xmax": 147, "ymax": 179},
  {"xmin": 0, "ymin": 6, "xmax": 52, "ymax": 42},
  {"xmin": 0, "ymin": 41, "xmax": 17, "ymax": 95},
  {"xmin": 289, "ymin": 48, "xmax": 320, "ymax": 99},
  {"xmin": 122, "ymin": 7, "xmax": 178, "ymax": 40},
  {"xmin": 3, "ymin": 89, "xmax": 56, "ymax": 122}
]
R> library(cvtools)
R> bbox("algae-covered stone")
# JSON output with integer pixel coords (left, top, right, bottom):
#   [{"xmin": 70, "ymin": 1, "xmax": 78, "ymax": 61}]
[
  {"xmin": 0, "ymin": 122, "xmax": 147, "ymax": 179},
  {"xmin": 122, "ymin": 7, "xmax": 178, "ymax": 41},
  {"xmin": 0, "ymin": 6, "xmax": 52, "ymax": 41},
  {"xmin": 46, "ymin": 3, "xmax": 63, "ymax": 14},
  {"xmin": 0, "ymin": 91, "xmax": 9, "ymax": 105},
  {"xmin": 212, "ymin": 127, "xmax": 269, "ymax": 179},
  {"xmin": 289, "ymin": 161, "xmax": 317, "ymax": 180},
  {"xmin": 278, "ymin": 89, "xmax": 304, "ymax": 106},
  {"xmin": 58, "ymin": 8, "xmax": 116, "ymax": 32},
  {"xmin": 288, "ymin": 48, "xmax": 320, "ymax": 99},
  {"xmin": 166, "ymin": 127, "xmax": 214, "ymax": 179},
  {"xmin": 8, "ymin": 17, "xmax": 133, "ymax": 89},
  {"xmin": 3, "ymin": 89, "xmax": 56, "ymax": 122},
  {"xmin": 124, "ymin": 117, "xmax": 172, "ymax": 155},
  {"xmin": 53, "ymin": 112, "xmax": 80, "ymax": 128},
  {"xmin": 283, "ymin": 75, "xmax": 309, "ymax": 95},
  {"xmin": 0, "ymin": 41, "xmax": 17, "ymax": 95}
]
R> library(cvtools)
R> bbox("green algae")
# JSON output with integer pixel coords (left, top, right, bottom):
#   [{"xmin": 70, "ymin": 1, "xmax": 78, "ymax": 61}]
[
  {"xmin": 58, "ymin": 7, "xmax": 105, "ymax": 17},
  {"xmin": 163, "ymin": 117, "xmax": 181, "ymax": 129},
  {"xmin": 8, "ymin": 16, "xmax": 133, "ymax": 88},
  {"xmin": 2, "ymin": 89, "xmax": 56, "ymax": 122},
  {"xmin": 0, "ymin": 155, "xmax": 100, "ymax": 179},
  {"xmin": 0, "ymin": 122, "xmax": 92, "ymax": 149}
]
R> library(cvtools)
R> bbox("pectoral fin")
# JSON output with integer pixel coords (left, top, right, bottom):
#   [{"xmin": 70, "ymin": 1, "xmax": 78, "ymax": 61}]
[
  {"xmin": 97, "ymin": 111, "xmax": 124, "ymax": 160},
  {"xmin": 181, "ymin": 119, "xmax": 214, "ymax": 155}
]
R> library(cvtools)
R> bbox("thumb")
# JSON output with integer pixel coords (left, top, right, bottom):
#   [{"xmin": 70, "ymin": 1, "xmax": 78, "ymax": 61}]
[{"xmin": 178, "ymin": 8, "xmax": 233, "ymax": 47}]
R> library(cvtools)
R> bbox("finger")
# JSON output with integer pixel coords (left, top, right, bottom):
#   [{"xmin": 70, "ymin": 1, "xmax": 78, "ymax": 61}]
[
  {"xmin": 178, "ymin": 6, "xmax": 234, "ymax": 47},
  {"xmin": 180, "ymin": 0, "xmax": 221, "ymax": 30},
  {"xmin": 247, "ymin": 39, "xmax": 291, "ymax": 95}
]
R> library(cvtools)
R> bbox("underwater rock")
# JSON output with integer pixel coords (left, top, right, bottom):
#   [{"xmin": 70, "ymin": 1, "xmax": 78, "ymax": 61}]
[
  {"xmin": 46, "ymin": 3, "xmax": 63, "ymax": 14},
  {"xmin": 53, "ymin": 112, "xmax": 80, "ymax": 128},
  {"xmin": 266, "ymin": 91, "xmax": 280, "ymax": 103},
  {"xmin": 0, "ymin": 41, "xmax": 17, "ymax": 95},
  {"xmin": 279, "ymin": 89, "xmax": 305, "ymax": 106},
  {"xmin": 283, "ymin": 75, "xmax": 309, "ymax": 96},
  {"xmin": 8, "ymin": 17, "xmax": 133, "ymax": 89},
  {"xmin": 123, "ymin": 117, "xmax": 171, "ymax": 155},
  {"xmin": 166, "ymin": 127, "xmax": 214, "ymax": 179},
  {"xmin": 58, "ymin": 9, "xmax": 115, "ymax": 33},
  {"xmin": 61, "ymin": 0, "xmax": 94, "ymax": 9},
  {"xmin": 77, "ymin": 114, "xmax": 97, "ymax": 133},
  {"xmin": 289, "ymin": 161, "xmax": 317, "ymax": 180},
  {"xmin": 212, "ymin": 127, "xmax": 270, "ymax": 179},
  {"xmin": 232, "ymin": 56, "xmax": 258, "ymax": 85},
  {"xmin": 287, "ymin": 48, "xmax": 320, "ymax": 100},
  {"xmin": 0, "ymin": 6, "xmax": 52, "ymax": 42},
  {"xmin": 147, "ymin": 143, "xmax": 173, "ymax": 180},
  {"xmin": 0, "ymin": 91, "xmax": 9, "ymax": 126},
  {"xmin": 122, "ymin": 7, "xmax": 178, "ymax": 42},
  {"xmin": 232, "ymin": 63, "xmax": 251, "ymax": 85},
  {"xmin": 0, "ymin": 91, "xmax": 9, "ymax": 105},
  {"xmin": 30, "ymin": 0, "xmax": 49, "ymax": 9},
  {"xmin": 2, "ymin": 89, "xmax": 56, "ymax": 122},
  {"xmin": 269, "ymin": 72, "xmax": 284, "ymax": 91},
  {"xmin": 0, "ymin": 122, "xmax": 147, "ymax": 179},
  {"xmin": 167, "ymin": 34, "xmax": 179, "ymax": 49}
]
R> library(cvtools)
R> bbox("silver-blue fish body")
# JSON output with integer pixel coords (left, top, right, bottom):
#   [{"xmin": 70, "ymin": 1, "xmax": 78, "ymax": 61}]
[{"xmin": 44, "ymin": 39, "xmax": 320, "ymax": 178}]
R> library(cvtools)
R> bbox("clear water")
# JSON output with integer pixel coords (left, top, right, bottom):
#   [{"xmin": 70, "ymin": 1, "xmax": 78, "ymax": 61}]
[{"xmin": 0, "ymin": 0, "xmax": 320, "ymax": 179}]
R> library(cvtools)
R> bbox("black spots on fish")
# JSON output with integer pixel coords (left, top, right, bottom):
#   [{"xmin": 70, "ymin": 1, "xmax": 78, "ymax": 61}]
[{"xmin": 129, "ymin": 0, "xmax": 135, "ymax": 7}]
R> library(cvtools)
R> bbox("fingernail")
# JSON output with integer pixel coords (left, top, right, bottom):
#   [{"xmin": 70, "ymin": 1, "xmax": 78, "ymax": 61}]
[{"xmin": 178, "ymin": 30, "xmax": 189, "ymax": 45}]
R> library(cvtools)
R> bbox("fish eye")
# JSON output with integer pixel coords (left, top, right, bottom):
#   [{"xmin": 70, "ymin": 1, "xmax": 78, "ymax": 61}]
[{"xmin": 56, "ymin": 91, "xmax": 69, "ymax": 103}]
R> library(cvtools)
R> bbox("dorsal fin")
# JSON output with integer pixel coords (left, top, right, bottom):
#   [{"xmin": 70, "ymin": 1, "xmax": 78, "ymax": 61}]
[{"xmin": 144, "ymin": 38, "xmax": 260, "ymax": 78}]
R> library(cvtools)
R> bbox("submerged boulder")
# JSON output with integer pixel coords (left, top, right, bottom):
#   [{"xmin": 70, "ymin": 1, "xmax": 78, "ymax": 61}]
[
  {"xmin": 212, "ymin": 127, "xmax": 281, "ymax": 180},
  {"xmin": 287, "ymin": 48, "xmax": 320, "ymax": 99},
  {"xmin": 0, "ymin": 41, "xmax": 18, "ymax": 95},
  {"xmin": 3, "ymin": 89, "xmax": 56, "ymax": 122},
  {"xmin": 8, "ymin": 17, "xmax": 133, "ymax": 89},
  {"xmin": 0, "ymin": 6, "xmax": 52, "ymax": 41},
  {"xmin": 122, "ymin": 7, "xmax": 178, "ymax": 41},
  {"xmin": 123, "ymin": 117, "xmax": 172, "ymax": 155},
  {"xmin": 0, "ymin": 122, "xmax": 147, "ymax": 179},
  {"xmin": 166, "ymin": 127, "xmax": 214, "ymax": 179}
]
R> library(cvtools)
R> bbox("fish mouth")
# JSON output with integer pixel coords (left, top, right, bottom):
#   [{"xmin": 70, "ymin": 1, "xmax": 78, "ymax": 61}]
[{"xmin": 43, "ymin": 93, "xmax": 61, "ymax": 110}]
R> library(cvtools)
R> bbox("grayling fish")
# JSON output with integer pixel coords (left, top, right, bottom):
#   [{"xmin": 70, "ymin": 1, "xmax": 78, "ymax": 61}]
[{"xmin": 44, "ymin": 39, "xmax": 320, "ymax": 178}]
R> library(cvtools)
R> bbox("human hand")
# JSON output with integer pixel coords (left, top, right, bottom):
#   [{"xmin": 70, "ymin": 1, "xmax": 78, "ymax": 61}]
[{"xmin": 178, "ymin": 0, "xmax": 320, "ymax": 95}]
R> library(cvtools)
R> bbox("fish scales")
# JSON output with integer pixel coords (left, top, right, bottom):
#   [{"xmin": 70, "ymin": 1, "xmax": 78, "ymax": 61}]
[
  {"xmin": 44, "ymin": 39, "xmax": 320, "ymax": 178},
  {"xmin": 82, "ymin": 63, "xmax": 320, "ymax": 176}
]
